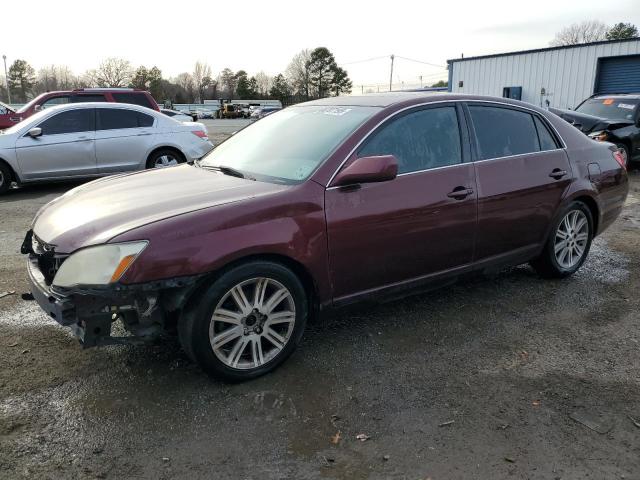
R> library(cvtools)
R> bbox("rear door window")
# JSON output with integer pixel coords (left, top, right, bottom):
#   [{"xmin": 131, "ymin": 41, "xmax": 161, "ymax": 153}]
[
  {"xmin": 96, "ymin": 108, "xmax": 154, "ymax": 130},
  {"xmin": 72, "ymin": 94, "xmax": 107, "ymax": 103},
  {"xmin": 358, "ymin": 106, "xmax": 462, "ymax": 174},
  {"xmin": 112, "ymin": 92, "xmax": 154, "ymax": 109},
  {"xmin": 469, "ymin": 105, "xmax": 540, "ymax": 160},
  {"xmin": 37, "ymin": 109, "xmax": 95, "ymax": 135}
]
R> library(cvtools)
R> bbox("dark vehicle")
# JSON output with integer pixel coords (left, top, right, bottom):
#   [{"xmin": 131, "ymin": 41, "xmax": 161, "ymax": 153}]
[
  {"xmin": 550, "ymin": 94, "xmax": 640, "ymax": 166},
  {"xmin": 24, "ymin": 93, "xmax": 628, "ymax": 381},
  {"xmin": 0, "ymin": 88, "xmax": 160, "ymax": 130}
]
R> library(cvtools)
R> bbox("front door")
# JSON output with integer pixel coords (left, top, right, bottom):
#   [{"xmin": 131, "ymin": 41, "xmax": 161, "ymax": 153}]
[
  {"xmin": 325, "ymin": 104, "xmax": 477, "ymax": 302},
  {"xmin": 15, "ymin": 108, "xmax": 96, "ymax": 180},
  {"xmin": 95, "ymin": 108, "xmax": 156, "ymax": 173},
  {"xmin": 466, "ymin": 103, "xmax": 572, "ymax": 264}
]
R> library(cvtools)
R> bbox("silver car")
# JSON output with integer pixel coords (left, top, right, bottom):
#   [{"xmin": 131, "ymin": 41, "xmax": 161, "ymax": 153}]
[{"xmin": 0, "ymin": 103, "xmax": 214, "ymax": 194}]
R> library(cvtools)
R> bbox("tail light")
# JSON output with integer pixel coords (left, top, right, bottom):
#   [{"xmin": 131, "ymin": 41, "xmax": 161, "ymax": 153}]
[
  {"xmin": 192, "ymin": 130, "xmax": 208, "ymax": 139},
  {"xmin": 613, "ymin": 150, "xmax": 627, "ymax": 170}
]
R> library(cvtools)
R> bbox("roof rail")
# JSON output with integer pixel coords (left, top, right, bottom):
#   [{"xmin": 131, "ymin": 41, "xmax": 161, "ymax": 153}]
[{"xmin": 72, "ymin": 87, "xmax": 136, "ymax": 92}]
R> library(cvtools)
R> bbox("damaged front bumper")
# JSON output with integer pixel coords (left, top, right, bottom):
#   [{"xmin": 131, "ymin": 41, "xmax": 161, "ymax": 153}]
[{"xmin": 26, "ymin": 253, "xmax": 201, "ymax": 348}]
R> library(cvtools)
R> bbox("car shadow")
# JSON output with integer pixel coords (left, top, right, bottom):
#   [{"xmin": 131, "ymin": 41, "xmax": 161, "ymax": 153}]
[{"xmin": 0, "ymin": 180, "xmax": 86, "ymax": 203}]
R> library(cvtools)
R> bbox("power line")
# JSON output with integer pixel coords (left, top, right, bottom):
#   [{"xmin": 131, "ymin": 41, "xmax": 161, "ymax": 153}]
[
  {"xmin": 394, "ymin": 55, "xmax": 445, "ymax": 68},
  {"xmin": 340, "ymin": 55, "xmax": 389, "ymax": 66}
]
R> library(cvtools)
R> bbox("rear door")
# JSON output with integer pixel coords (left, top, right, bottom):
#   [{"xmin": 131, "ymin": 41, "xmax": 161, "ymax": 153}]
[
  {"xmin": 325, "ymin": 104, "xmax": 477, "ymax": 302},
  {"xmin": 95, "ymin": 108, "xmax": 156, "ymax": 173},
  {"xmin": 15, "ymin": 108, "xmax": 96, "ymax": 180},
  {"xmin": 466, "ymin": 103, "xmax": 571, "ymax": 266}
]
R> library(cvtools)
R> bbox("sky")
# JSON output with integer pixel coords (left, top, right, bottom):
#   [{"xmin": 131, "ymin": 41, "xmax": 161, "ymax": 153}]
[{"xmin": 3, "ymin": 0, "xmax": 640, "ymax": 91}]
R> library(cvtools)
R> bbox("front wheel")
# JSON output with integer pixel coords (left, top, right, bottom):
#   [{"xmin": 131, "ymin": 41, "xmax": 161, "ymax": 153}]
[
  {"xmin": 146, "ymin": 149, "xmax": 185, "ymax": 169},
  {"xmin": 531, "ymin": 201, "xmax": 593, "ymax": 278},
  {"xmin": 0, "ymin": 162, "xmax": 12, "ymax": 194},
  {"xmin": 178, "ymin": 261, "xmax": 308, "ymax": 381}
]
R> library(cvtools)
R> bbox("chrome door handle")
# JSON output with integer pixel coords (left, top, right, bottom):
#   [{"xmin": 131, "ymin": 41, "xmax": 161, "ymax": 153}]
[
  {"xmin": 549, "ymin": 168, "xmax": 568, "ymax": 179},
  {"xmin": 447, "ymin": 187, "xmax": 474, "ymax": 199}
]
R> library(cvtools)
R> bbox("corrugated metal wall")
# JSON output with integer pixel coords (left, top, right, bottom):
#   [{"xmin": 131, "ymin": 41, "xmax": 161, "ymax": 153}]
[{"xmin": 449, "ymin": 39, "xmax": 640, "ymax": 109}]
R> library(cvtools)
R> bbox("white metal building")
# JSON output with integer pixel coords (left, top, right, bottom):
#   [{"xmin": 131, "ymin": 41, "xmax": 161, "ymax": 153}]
[{"xmin": 448, "ymin": 38, "xmax": 640, "ymax": 109}]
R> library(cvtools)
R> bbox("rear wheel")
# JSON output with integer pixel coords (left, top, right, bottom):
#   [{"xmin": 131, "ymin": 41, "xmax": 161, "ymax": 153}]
[
  {"xmin": 146, "ymin": 149, "xmax": 185, "ymax": 169},
  {"xmin": 531, "ymin": 201, "xmax": 593, "ymax": 278},
  {"xmin": 178, "ymin": 261, "xmax": 308, "ymax": 381},
  {"xmin": 0, "ymin": 162, "xmax": 12, "ymax": 194}
]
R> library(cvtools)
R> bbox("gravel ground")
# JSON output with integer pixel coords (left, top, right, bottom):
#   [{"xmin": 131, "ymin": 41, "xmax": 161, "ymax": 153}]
[{"xmin": 1, "ymin": 166, "xmax": 640, "ymax": 479}]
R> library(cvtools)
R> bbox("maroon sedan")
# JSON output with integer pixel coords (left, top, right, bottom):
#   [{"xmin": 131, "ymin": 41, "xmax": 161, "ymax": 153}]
[{"xmin": 24, "ymin": 93, "xmax": 628, "ymax": 381}]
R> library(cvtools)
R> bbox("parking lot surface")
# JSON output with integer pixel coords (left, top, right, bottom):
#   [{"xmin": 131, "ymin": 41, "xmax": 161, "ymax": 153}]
[
  {"xmin": 201, "ymin": 119, "xmax": 252, "ymax": 144},
  {"xmin": 1, "ymin": 167, "xmax": 640, "ymax": 479}
]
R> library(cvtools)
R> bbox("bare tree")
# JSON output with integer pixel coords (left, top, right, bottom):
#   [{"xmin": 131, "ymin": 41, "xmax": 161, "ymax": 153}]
[
  {"xmin": 286, "ymin": 49, "xmax": 312, "ymax": 96},
  {"xmin": 35, "ymin": 65, "xmax": 79, "ymax": 94},
  {"xmin": 192, "ymin": 61, "xmax": 212, "ymax": 103},
  {"xmin": 550, "ymin": 20, "xmax": 608, "ymax": 46},
  {"xmin": 175, "ymin": 72, "xmax": 196, "ymax": 103},
  {"xmin": 254, "ymin": 71, "xmax": 273, "ymax": 97},
  {"xmin": 85, "ymin": 58, "xmax": 133, "ymax": 87}
]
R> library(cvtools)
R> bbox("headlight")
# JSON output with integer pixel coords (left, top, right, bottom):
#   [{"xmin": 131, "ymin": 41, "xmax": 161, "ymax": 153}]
[
  {"xmin": 588, "ymin": 130, "xmax": 609, "ymax": 142},
  {"xmin": 52, "ymin": 241, "xmax": 148, "ymax": 288}
]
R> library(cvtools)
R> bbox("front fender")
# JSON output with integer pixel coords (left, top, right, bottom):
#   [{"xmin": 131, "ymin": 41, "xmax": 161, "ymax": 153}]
[{"xmin": 111, "ymin": 181, "xmax": 332, "ymax": 305}]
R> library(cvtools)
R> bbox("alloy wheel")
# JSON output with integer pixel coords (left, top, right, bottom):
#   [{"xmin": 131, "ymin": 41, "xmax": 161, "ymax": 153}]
[
  {"xmin": 554, "ymin": 210, "xmax": 589, "ymax": 269},
  {"xmin": 0, "ymin": 170, "xmax": 4, "ymax": 189},
  {"xmin": 209, "ymin": 277, "xmax": 296, "ymax": 370},
  {"xmin": 154, "ymin": 154, "xmax": 179, "ymax": 168}
]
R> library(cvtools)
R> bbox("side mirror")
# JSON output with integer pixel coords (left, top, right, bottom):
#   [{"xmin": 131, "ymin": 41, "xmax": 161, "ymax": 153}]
[
  {"xmin": 333, "ymin": 155, "xmax": 398, "ymax": 187},
  {"xmin": 27, "ymin": 127, "xmax": 42, "ymax": 138},
  {"xmin": 34, "ymin": 105, "xmax": 43, "ymax": 112}
]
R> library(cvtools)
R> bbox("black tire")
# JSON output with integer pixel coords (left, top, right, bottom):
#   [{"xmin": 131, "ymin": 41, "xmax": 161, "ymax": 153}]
[
  {"xmin": 531, "ymin": 201, "xmax": 593, "ymax": 279},
  {"xmin": 178, "ymin": 261, "xmax": 308, "ymax": 382},
  {"xmin": 0, "ymin": 162, "xmax": 11, "ymax": 194},
  {"xmin": 145, "ymin": 149, "xmax": 186, "ymax": 169},
  {"xmin": 616, "ymin": 144, "xmax": 630, "ymax": 169}
]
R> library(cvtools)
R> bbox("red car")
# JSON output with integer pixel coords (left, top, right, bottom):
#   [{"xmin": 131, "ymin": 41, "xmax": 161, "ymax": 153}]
[
  {"xmin": 24, "ymin": 93, "xmax": 628, "ymax": 381},
  {"xmin": 0, "ymin": 88, "xmax": 159, "ymax": 129}
]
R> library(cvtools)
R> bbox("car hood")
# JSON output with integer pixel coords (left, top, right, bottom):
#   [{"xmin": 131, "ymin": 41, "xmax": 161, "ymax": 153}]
[
  {"xmin": 549, "ymin": 107, "xmax": 634, "ymax": 133},
  {"xmin": 33, "ymin": 165, "xmax": 289, "ymax": 253}
]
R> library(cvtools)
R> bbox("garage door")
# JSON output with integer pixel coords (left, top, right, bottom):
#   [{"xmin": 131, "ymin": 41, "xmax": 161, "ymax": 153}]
[{"xmin": 596, "ymin": 55, "xmax": 640, "ymax": 94}]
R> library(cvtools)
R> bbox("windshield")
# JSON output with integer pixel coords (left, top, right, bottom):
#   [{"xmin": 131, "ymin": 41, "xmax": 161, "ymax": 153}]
[
  {"xmin": 201, "ymin": 105, "xmax": 380, "ymax": 183},
  {"xmin": 576, "ymin": 98, "xmax": 639, "ymax": 122},
  {"xmin": 16, "ymin": 94, "xmax": 47, "ymax": 114}
]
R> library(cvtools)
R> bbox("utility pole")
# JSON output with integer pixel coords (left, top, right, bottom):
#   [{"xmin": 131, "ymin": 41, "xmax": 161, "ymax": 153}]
[
  {"xmin": 419, "ymin": 75, "xmax": 423, "ymax": 88},
  {"xmin": 389, "ymin": 54, "xmax": 394, "ymax": 92},
  {"xmin": 2, "ymin": 55, "xmax": 10, "ymax": 104}
]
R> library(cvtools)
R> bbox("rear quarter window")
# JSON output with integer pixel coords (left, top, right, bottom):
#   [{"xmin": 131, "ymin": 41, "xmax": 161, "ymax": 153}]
[
  {"xmin": 534, "ymin": 116, "xmax": 559, "ymax": 151},
  {"xmin": 112, "ymin": 92, "xmax": 154, "ymax": 109}
]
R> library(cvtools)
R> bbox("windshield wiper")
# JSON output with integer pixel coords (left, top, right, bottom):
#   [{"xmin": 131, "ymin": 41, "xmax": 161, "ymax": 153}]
[{"xmin": 198, "ymin": 163, "xmax": 255, "ymax": 180}]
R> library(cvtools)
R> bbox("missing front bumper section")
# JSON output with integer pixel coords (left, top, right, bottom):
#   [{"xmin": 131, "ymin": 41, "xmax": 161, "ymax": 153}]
[{"xmin": 27, "ymin": 255, "xmax": 203, "ymax": 348}]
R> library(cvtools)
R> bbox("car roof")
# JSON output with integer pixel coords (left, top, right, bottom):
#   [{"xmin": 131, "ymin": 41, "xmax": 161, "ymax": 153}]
[
  {"xmin": 301, "ymin": 92, "xmax": 546, "ymax": 110},
  {"xmin": 38, "ymin": 102, "xmax": 160, "ymax": 114}
]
